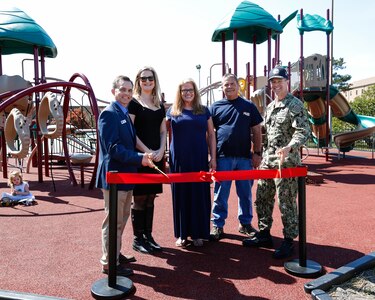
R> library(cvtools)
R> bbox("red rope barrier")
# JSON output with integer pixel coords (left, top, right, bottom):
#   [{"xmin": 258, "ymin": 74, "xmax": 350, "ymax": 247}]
[{"xmin": 106, "ymin": 167, "xmax": 307, "ymax": 184}]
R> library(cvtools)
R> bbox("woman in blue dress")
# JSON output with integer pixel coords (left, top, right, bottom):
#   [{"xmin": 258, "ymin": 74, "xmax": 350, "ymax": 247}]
[{"xmin": 166, "ymin": 79, "xmax": 216, "ymax": 247}]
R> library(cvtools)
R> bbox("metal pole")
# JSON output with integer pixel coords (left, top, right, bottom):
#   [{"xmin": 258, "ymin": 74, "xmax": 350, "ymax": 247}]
[
  {"xmin": 284, "ymin": 173, "xmax": 322, "ymax": 278},
  {"xmin": 233, "ymin": 29, "xmax": 238, "ymax": 76},
  {"xmin": 298, "ymin": 176, "xmax": 307, "ymax": 266},
  {"xmin": 325, "ymin": 9, "xmax": 331, "ymax": 161},
  {"xmin": 108, "ymin": 182, "xmax": 118, "ymax": 287},
  {"xmin": 91, "ymin": 173, "xmax": 134, "ymax": 298},
  {"xmin": 196, "ymin": 64, "xmax": 201, "ymax": 89},
  {"xmin": 209, "ymin": 62, "xmax": 229, "ymax": 105},
  {"xmin": 253, "ymin": 35, "xmax": 257, "ymax": 91},
  {"xmin": 299, "ymin": 9, "xmax": 304, "ymax": 103}
]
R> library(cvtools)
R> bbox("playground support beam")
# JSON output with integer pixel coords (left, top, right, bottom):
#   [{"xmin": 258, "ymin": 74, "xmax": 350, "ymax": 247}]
[
  {"xmin": 275, "ymin": 15, "xmax": 281, "ymax": 65},
  {"xmin": 246, "ymin": 62, "xmax": 251, "ymax": 99},
  {"xmin": 267, "ymin": 29, "xmax": 271, "ymax": 75},
  {"xmin": 233, "ymin": 29, "xmax": 238, "ymax": 76},
  {"xmin": 299, "ymin": 9, "xmax": 304, "ymax": 108},
  {"xmin": 221, "ymin": 32, "xmax": 226, "ymax": 76},
  {"xmin": 253, "ymin": 36, "xmax": 257, "ymax": 91},
  {"xmin": 325, "ymin": 9, "xmax": 332, "ymax": 162},
  {"xmin": 33, "ymin": 45, "xmax": 43, "ymax": 183},
  {"xmin": 221, "ymin": 32, "xmax": 226, "ymax": 99}
]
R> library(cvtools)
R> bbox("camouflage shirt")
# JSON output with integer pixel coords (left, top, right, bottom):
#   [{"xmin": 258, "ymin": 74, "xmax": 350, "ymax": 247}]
[{"xmin": 261, "ymin": 93, "xmax": 311, "ymax": 169}]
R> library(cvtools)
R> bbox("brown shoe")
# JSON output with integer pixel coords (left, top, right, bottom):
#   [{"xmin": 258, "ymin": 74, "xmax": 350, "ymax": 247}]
[{"xmin": 119, "ymin": 253, "xmax": 136, "ymax": 264}]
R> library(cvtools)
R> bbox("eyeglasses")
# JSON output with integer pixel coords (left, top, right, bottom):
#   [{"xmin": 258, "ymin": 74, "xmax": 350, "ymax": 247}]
[
  {"xmin": 140, "ymin": 76, "xmax": 154, "ymax": 82},
  {"xmin": 181, "ymin": 89, "xmax": 194, "ymax": 94}
]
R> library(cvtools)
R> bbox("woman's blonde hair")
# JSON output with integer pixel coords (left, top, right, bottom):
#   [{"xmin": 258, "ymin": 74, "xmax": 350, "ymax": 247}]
[
  {"xmin": 170, "ymin": 78, "xmax": 205, "ymax": 116},
  {"xmin": 133, "ymin": 66, "xmax": 162, "ymax": 108},
  {"xmin": 8, "ymin": 170, "xmax": 23, "ymax": 187}
]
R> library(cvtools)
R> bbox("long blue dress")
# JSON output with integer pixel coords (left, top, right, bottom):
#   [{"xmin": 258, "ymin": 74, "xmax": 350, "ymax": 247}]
[{"xmin": 166, "ymin": 107, "xmax": 212, "ymax": 240}]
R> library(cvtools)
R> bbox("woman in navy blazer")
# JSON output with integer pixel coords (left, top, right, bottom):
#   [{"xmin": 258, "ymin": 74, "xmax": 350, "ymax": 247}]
[{"xmin": 96, "ymin": 75, "xmax": 153, "ymax": 277}]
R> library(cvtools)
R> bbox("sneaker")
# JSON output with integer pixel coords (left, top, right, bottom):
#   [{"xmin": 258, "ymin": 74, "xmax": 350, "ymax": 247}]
[
  {"xmin": 242, "ymin": 230, "xmax": 273, "ymax": 248},
  {"xmin": 238, "ymin": 224, "xmax": 258, "ymax": 237},
  {"xmin": 175, "ymin": 237, "xmax": 188, "ymax": 247},
  {"xmin": 102, "ymin": 264, "xmax": 134, "ymax": 277},
  {"xmin": 210, "ymin": 226, "xmax": 224, "ymax": 241},
  {"xmin": 273, "ymin": 238, "xmax": 294, "ymax": 259},
  {"xmin": 119, "ymin": 253, "xmax": 136, "ymax": 264}
]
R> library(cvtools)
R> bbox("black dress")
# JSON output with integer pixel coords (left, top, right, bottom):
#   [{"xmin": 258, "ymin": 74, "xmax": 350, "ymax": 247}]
[{"xmin": 128, "ymin": 99, "xmax": 165, "ymax": 196}]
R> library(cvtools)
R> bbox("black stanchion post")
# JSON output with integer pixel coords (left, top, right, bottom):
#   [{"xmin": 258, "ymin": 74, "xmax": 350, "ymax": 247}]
[
  {"xmin": 298, "ymin": 175, "xmax": 307, "ymax": 267},
  {"xmin": 108, "ymin": 182, "xmax": 118, "ymax": 287},
  {"xmin": 284, "ymin": 174, "xmax": 323, "ymax": 278},
  {"xmin": 91, "ymin": 172, "xmax": 134, "ymax": 299}
]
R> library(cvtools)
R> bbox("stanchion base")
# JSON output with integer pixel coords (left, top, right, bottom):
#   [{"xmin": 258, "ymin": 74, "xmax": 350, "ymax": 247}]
[
  {"xmin": 91, "ymin": 276, "xmax": 134, "ymax": 299},
  {"xmin": 284, "ymin": 259, "xmax": 323, "ymax": 278}
]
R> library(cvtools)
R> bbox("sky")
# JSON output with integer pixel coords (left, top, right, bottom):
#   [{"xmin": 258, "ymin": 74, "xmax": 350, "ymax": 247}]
[{"xmin": 3, "ymin": 0, "xmax": 375, "ymax": 104}]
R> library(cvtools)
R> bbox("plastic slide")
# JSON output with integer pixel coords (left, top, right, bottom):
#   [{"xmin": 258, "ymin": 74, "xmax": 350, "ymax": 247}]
[
  {"xmin": 304, "ymin": 86, "xmax": 375, "ymax": 152},
  {"xmin": 334, "ymin": 115, "xmax": 375, "ymax": 152}
]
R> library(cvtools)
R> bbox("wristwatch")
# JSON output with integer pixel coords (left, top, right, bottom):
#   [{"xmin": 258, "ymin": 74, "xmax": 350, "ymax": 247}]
[{"xmin": 254, "ymin": 151, "xmax": 262, "ymax": 156}]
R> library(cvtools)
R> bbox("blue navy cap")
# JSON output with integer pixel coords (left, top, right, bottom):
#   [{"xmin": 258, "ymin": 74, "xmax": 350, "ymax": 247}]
[{"xmin": 268, "ymin": 66, "xmax": 288, "ymax": 80}]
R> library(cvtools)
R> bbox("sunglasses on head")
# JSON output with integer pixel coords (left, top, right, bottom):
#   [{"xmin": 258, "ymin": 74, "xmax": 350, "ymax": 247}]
[{"xmin": 140, "ymin": 76, "xmax": 154, "ymax": 82}]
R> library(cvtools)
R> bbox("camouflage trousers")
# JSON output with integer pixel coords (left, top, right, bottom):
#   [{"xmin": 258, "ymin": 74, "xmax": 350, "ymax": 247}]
[{"xmin": 255, "ymin": 176, "xmax": 298, "ymax": 239}]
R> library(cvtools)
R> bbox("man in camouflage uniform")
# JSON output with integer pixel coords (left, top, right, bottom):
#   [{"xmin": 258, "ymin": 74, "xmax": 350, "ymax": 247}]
[{"xmin": 243, "ymin": 66, "xmax": 311, "ymax": 259}]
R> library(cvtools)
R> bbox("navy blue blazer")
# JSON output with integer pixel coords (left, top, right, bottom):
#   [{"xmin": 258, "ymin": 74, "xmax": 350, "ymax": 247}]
[{"xmin": 96, "ymin": 101, "xmax": 143, "ymax": 191}]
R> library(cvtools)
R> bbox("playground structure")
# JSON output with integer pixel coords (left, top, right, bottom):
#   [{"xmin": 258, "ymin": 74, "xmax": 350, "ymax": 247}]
[
  {"xmin": 291, "ymin": 55, "xmax": 375, "ymax": 153},
  {"xmin": 0, "ymin": 7, "xmax": 100, "ymax": 189},
  {"xmin": 0, "ymin": 3, "xmax": 374, "ymax": 300},
  {"xmin": 209, "ymin": 1, "xmax": 375, "ymax": 158}
]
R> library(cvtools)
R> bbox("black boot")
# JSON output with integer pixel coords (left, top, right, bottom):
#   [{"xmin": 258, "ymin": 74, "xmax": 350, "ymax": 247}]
[
  {"xmin": 131, "ymin": 209, "xmax": 153, "ymax": 254},
  {"xmin": 144, "ymin": 206, "xmax": 162, "ymax": 251},
  {"xmin": 273, "ymin": 238, "xmax": 294, "ymax": 259}
]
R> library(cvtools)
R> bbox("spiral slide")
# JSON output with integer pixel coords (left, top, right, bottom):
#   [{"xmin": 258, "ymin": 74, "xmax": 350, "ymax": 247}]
[
  {"xmin": 304, "ymin": 86, "xmax": 375, "ymax": 152},
  {"xmin": 334, "ymin": 115, "xmax": 375, "ymax": 152}
]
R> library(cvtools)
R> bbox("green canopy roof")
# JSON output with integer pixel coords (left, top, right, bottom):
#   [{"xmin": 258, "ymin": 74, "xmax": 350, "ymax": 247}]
[
  {"xmin": 297, "ymin": 13, "xmax": 334, "ymax": 34},
  {"xmin": 0, "ymin": 7, "xmax": 57, "ymax": 57},
  {"xmin": 211, "ymin": 1, "xmax": 283, "ymax": 44}
]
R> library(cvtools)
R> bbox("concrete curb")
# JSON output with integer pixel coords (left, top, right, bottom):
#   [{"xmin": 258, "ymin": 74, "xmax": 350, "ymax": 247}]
[{"xmin": 304, "ymin": 251, "xmax": 375, "ymax": 299}]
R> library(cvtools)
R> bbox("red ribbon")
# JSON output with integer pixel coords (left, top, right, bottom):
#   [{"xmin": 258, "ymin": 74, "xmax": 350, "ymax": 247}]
[{"xmin": 106, "ymin": 167, "xmax": 307, "ymax": 184}]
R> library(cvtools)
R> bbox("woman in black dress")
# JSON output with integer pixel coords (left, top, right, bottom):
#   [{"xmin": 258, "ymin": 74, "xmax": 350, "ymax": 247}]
[{"xmin": 128, "ymin": 66, "xmax": 166, "ymax": 254}]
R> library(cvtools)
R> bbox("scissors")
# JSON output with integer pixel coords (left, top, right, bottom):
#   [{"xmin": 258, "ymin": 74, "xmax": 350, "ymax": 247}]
[
  {"xmin": 148, "ymin": 159, "xmax": 170, "ymax": 179},
  {"xmin": 268, "ymin": 154, "xmax": 282, "ymax": 178}
]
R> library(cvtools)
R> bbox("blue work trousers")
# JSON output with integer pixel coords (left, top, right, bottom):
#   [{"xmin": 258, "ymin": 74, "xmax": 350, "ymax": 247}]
[{"xmin": 211, "ymin": 157, "xmax": 254, "ymax": 228}]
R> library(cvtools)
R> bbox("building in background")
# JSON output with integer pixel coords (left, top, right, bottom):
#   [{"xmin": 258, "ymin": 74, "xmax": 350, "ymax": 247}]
[{"xmin": 343, "ymin": 77, "xmax": 375, "ymax": 102}]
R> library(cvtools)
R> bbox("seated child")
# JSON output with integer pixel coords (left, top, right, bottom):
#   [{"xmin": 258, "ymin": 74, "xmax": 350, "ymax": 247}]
[{"xmin": 1, "ymin": 170, "xmax": 36, "ymax": 206}]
